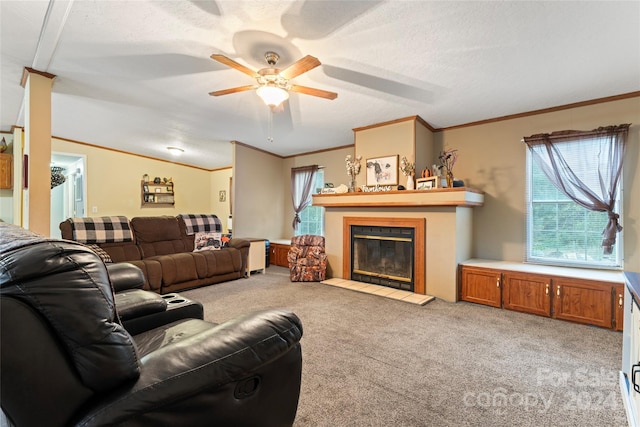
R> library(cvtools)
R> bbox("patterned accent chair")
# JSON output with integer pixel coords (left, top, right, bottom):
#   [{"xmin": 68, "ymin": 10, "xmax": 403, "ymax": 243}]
[{"xmin": 288, "ymin": 235, "xmax": 327, "ymax": 282}]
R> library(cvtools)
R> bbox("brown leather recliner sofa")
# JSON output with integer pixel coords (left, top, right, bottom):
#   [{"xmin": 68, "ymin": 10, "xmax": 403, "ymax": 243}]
[{"xmin": 60, "ymin": 214, "xmax": 250, "ymax": 294}]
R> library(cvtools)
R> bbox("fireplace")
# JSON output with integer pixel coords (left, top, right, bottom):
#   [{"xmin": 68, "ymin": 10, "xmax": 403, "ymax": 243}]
[
  {"xmin": 343, "ymin": 217, "xmax": 426, "ymax": 294},
  {"xmin": 351, "ymin": 225, "xmax": 415, "ymax": 291}
]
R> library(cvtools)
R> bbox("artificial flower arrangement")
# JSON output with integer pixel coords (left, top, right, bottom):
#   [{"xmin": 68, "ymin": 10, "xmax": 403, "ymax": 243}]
[
  {"xmin": 345, "ymin": 154, "xmax": 362, "ymax": 178},
  {"xmin": 438, "ymin": 149, "xmax": 458, "ymax": 175},
  {"xmin": 399, "ymin": 156, "xmax": 415, "ymax": 176}
]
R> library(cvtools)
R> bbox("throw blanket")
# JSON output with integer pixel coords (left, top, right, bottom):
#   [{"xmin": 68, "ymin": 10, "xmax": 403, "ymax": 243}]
[
  {"xmin": 179, "ymin": 214, "xmax": 222, "ymax": 235},
  {"xmin": 69, "ymin": 216, "xmax": 133, "ymax": 244}
]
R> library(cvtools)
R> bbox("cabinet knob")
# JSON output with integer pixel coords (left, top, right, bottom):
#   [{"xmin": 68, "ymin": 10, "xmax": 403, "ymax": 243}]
[
  {"xmin": 545, "ymin": 284, "xmax": 549, "ymax": 296},
  {"xmin": 619, "ymin": 294, "xmax": 623, "ymax": 307},
  {"xmin": 556, "ymin": 286, "xmax": 561, "ymax": 296},
  {"xmin": 496, "ymin": 278, "xmax": 500, "ymax": 288}
]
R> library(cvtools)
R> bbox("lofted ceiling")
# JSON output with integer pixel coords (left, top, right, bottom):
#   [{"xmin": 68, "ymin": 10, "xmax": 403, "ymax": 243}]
[{"xmin": 1, "ymin": 1, "xmax": 639, "ymax": 170}]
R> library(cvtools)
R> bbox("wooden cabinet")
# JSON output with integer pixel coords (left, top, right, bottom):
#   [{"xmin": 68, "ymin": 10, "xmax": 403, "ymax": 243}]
[
  {"xmin": 0, "ymin": 154, "xmax": 12, "ymax": 189},
  {"xmin": 615, "ymin": 283, "xmax": 625, "ymax": 332},
  {"xmin": 460, "ymin": 266, "xmax": 501, "ymax": 308},
  {"xmin": 503, "ymin": 272, "xmax": 551, "ymax": 317},
  {"xmin": 240, "ymin": 238, "xmax": 266, "ymax": 276},
  {"xmin": 459, "ymin": 262, "xmax": 623, "ymax": 330},
  {"xmin": 141, "ymin": 180, "xmax": 174, "ymax": 205},
  {"xmin": 270, "ymin": 243, "xmax": 291, "ymax": 267},
  {"xmin": 553, "ymin": 277, "xmax": 613, "ymax": 329}
]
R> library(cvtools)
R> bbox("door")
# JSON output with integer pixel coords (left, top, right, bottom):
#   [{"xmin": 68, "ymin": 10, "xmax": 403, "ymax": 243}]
[
  {"xmin": 502, "ymin": 272, "xmax": 552, "ymax": 317},
  {"xmin": 460, "ymin": 266, "xmax": 502, "ymax": 308},
  {"xmin": 553, "ymin": 277, "xmax": 613, "ymax": 328}
]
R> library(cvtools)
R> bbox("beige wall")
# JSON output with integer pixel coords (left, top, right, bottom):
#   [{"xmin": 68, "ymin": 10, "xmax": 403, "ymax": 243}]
[
  {"xmin": 52, "ymin": 138, "xmax": 216, "ymax": 220},
  {"xmin": 7, "ymin": 96, "xmax": 638, "ymax": 274},
  {"xmin": 210, "ymin": 167, "xmax": 232, "ymax": 233},
  {"xmin": 435, "ymin": 96, "xmax": 640, "ymax": 271},
  {"xmin": 233, "ymin": 143, "xmax": 287, "ymax": 240}
]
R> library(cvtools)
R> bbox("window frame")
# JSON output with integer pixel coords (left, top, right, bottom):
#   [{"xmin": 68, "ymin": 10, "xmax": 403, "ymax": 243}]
[{"xmin": 525, "ymin": 145, "xmax": 624, "ymax": 270}]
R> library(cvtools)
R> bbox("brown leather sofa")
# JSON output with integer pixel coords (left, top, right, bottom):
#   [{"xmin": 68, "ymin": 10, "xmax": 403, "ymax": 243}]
[{"xmin": 60, "ymin": 215, "xmax": 250, "ymax": 294}]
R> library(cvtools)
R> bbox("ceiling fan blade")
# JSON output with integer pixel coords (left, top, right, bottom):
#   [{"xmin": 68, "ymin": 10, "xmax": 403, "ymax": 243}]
[
  {"xmin": 208, "ymin": 85, "xmax": 256, "ymax": 96},
  {"xmin": 210, "ymin": 54, "xmax": 259, "ymax": 78},
  {"xmin": 279, "ymin": 55, "xmax": 321, "ymax": 80},
  {"xmin": 290, "ymin": 84, "xmax": 338, "ymax": 100}
]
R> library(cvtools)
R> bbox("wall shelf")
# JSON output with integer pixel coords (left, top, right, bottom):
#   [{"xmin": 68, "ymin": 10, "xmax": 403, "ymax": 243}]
[{"xmin": 141, "ymin": 180, "xmax": 174, "ymax": 206}]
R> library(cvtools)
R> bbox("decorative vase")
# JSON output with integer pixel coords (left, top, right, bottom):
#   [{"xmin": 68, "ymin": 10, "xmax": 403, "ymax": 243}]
[
  {"xmin": 406, "ymin": 175, "xmax": 414, "ymax": 190},
  {"xmin": 348, "ymin": 179, "xmax": 357, "ymax": 192},
  {"xmin": 446, "ymin": 171, "xmax": 454, "ymax": 188}
]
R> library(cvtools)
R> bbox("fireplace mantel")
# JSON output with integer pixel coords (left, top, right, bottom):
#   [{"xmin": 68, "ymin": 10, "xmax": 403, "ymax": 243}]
[
  {"xmin": 316, "ymin": 187, "xmax": 484, "ymax": 302},
  {"xmin": 312, "ymin": 187, "xmax": 484, "ymax": 208}
]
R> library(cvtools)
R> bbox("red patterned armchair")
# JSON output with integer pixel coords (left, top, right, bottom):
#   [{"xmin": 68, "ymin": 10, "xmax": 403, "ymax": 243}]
[{"xmin": 288, "ymin": 235, "xmax": 327, "ymax": 282}]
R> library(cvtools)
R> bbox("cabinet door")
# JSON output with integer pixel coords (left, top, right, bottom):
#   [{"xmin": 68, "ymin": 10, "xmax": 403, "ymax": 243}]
[
  {"xmin": 553, "ymin": 278, "xmax": 613, "ymax": 328},
  {"xmin": 502, "ymin": 272, "xmax": 551, "ymax": 317},
  {"xmin": 460, "ymin": 266, "xmax": 502, "ymax": 308},
  {"xmin": 270, "ymin": 244, "xmax": 290, "ymax": 267},
  {"xmin": 614, "ymin": 284, "xmax": 624, "ymax": 332},
  {"xmin": 0, "ymin": 154, "xmax": 12, "ymax": 189}
]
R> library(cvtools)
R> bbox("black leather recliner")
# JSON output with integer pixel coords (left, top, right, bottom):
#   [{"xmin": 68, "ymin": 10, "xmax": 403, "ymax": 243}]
[
  {"xmin": 106, "ymin": 262, "xmax": 205, "ymax": 335},
  {"xmin": 0, "ymin": 223, "xmax": 303, "ymax": 427}
]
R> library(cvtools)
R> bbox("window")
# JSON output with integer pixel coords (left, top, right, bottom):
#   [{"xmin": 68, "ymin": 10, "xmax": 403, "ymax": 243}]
[
  {"xmin": 295, "ymin": 170, "xmax": 324, "ymax": 236},
  {"xmin": 526, "ymin": 139, "xmax": 623, "ymax": 269}
]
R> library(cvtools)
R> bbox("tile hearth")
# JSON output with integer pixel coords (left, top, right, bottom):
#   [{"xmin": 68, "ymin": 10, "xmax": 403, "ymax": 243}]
[{"xmin": 320, "ymin": 278, "xmax": 435, "ymax": 306}]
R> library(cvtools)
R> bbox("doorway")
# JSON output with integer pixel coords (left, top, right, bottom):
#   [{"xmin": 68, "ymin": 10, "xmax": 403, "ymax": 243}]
[{"xmin": 50, "ymin": 152, "xmax": 86, "ymax": 237}]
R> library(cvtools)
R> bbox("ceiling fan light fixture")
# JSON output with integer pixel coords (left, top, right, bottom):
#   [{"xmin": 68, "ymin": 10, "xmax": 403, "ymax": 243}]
[
  {"xmin": 256, "ymin": 84, "xmax": 289, "ymax": 108},
  {"xmin": 167, "ymin": 146, "xmax": 184, "ymax": 156}
]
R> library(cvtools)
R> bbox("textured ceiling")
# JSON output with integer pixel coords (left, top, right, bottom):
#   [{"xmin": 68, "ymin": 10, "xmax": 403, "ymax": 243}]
[{"xmin": 1, "ymin": 1, "xmax": 639, "ymax": 170}]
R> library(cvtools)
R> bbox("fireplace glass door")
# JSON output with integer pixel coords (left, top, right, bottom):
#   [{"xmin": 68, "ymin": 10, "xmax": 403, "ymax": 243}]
[{"xmin": 351, "ymin": 225, "xmax": 414, "ymax": 291}]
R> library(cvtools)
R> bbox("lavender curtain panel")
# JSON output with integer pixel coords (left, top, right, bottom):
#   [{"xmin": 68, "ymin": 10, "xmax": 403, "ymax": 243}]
[
  {"xmin": 523, "ymin": 124, "xmax": 629, "ymax": 254},
  {"xmin": 291, "ymin": 165, "xmax": 319, "ymax": 231}
]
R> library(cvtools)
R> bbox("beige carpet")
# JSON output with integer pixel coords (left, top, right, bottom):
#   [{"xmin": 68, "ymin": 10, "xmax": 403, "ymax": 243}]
[{"xmin": 320, "ymin": 277, "xmax": 435, "ymax": 305}]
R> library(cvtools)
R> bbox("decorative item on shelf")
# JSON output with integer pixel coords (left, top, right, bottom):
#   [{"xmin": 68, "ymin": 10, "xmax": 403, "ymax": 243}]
[
  {"xmin": 0, "ymin": 137, "xmax": 7, "ymax": 153},
  {"xmin": 345, "ymin": 154, "xmax": 362, "ymax": 192},
  {"xmin": 438, "ymin": 148, "xmax": 458, "ymax": 188},
  {"xmin": 163, "ymin": 177, "xmax": 172, "ymax": 183},
  {"xmin": 399, "ymin": 156, "xmax": 415, "ymax": 190},
  {"xmin": 366, "ymin": 155, "xmax": 398, "ymax": 186},
  {"xmin": 143, "ymin": 173, "xmax": 149, "ymax": 183},
  {"xmin": 153, "ymin": 177, "xmax": 161, "ymax": 184}
]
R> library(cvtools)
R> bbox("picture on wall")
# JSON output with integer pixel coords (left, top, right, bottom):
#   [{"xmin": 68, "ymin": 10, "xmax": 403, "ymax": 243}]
[{"xmin": 365, "ymin": 155, "xmax": 398, "ymax": 186}]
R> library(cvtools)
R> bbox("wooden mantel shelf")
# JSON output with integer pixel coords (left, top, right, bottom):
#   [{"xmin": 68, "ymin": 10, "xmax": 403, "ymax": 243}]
[{"xmin": 312, "ymin": 187, "xmax": 484, "ymax": 208}]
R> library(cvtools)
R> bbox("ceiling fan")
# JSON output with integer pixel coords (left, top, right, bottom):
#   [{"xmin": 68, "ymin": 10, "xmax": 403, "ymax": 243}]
[{"xmin": 209, "ymin": 51, "xmax": 338, "ymax": 109}]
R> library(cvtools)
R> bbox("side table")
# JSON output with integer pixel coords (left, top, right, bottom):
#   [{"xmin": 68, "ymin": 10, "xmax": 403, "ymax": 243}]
[{"xmin": 237, "ymin": 237, "xmax": 267, "ymax": 277}]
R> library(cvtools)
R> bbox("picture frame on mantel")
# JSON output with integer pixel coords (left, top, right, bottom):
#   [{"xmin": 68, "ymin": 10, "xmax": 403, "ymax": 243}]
[{"xmin": 365, "ymin": 154, "xmax": 398, "ymax": 186}]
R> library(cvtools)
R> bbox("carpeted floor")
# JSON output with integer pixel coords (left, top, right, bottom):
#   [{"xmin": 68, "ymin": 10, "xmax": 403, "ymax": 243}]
[{"xmin": 182, "ymin": 266, "xmax": 628, "ymax": 427}]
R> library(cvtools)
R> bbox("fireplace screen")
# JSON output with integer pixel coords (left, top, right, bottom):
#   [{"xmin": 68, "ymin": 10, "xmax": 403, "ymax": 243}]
[{"xmin": 351, "ymin": 225, "xmax": 414, "ymax": 291}]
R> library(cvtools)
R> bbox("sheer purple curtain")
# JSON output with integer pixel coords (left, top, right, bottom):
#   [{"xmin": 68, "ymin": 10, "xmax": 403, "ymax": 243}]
[
  {"xmin": 523, "ymin": 124, "xmax": 629, "ymax": 254},
  {"xmin": 291, "ymin": 165, "xmax": 319, "ymax": 231}
]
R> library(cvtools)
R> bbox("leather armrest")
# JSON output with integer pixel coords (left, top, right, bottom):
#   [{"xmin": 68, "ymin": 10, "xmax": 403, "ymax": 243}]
[
  {"xmin": 115, "ymin": 289, "xmax": 167, "ymax": 321},
  {"xmin": 78, "ymin": 309, "xmax": 303, "ymax": 426},
  {"xmin": 107, "ymin": 262, "xmax": 145, "ymax": 292}
]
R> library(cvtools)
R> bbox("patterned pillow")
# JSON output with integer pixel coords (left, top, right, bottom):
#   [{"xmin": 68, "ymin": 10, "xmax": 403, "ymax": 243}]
[
  {"xmin": 194, "ymin": 232, "xmax": 223, "ymax": 251},
  {"xmin": 85, "ymin": 244, "xmax": 113, "ymax": 263}
]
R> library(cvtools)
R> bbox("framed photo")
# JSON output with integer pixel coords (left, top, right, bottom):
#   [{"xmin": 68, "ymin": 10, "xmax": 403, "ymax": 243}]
[
  {"xmin": 365, "ymin": 155, "xmax": 398, "ymax": 186},
  {"xmin": 416, "ymin": 176, "xmax": 438, "ymax": 190},
  {"xmin": 143, "ymin": 184, "xmax": 149, "ymax": 193},
  {"xmin": 155, "ymin": 188, "xmax": 162, "ymax": 193}
]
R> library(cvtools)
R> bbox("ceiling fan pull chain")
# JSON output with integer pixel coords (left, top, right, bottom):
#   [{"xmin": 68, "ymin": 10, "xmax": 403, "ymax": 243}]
[{"xmin": 267, "ymin": 108, "xmax": 274, "ymax": 143}]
